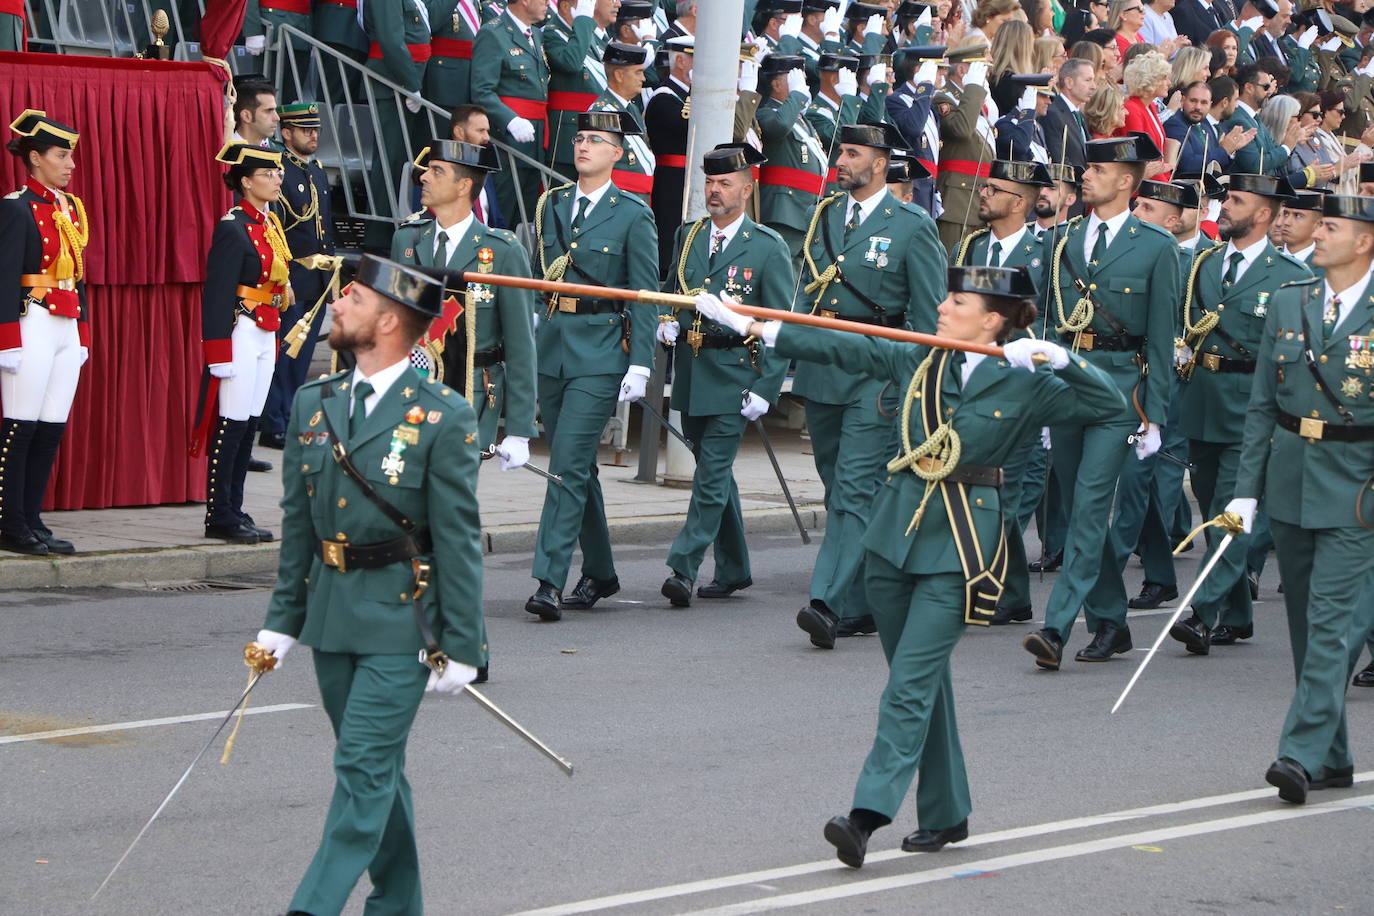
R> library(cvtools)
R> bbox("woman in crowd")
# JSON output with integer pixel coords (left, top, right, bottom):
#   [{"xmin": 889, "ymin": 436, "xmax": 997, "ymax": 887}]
[
  {"xmin": 1107, "ymin": 0, "xmax": 1147, "ymax": 61},
  {"xmin": 970, "ymin": 0, "xmax": 1023, "ymax": 43},
  {"xmin": 1084, "ymin": 83, "xmax": 1127, "ymax": 137},
  {"xmin": 989, "ymin": 19, "xmax": 1037, "ymax": 113},
  {"xmin": 1033, "ymin": 35, "xmax": 1067, "ymax": 73},
  {"xmin": 1205, "ymin": 29, "xmax": 1239, "ymax": 76},
  {"xmin": 1121, "ymin": 49, "xmax": 1174, "ymax": 178},
  {"xmin": 1169, "ymin": 46, "xmax": 1211, "ymax": 94}
]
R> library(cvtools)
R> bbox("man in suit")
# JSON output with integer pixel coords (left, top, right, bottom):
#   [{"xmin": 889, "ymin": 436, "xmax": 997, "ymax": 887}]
[
  {"xmin": 1022, "ymin": 134, "xmax": 1180, "ymax": 670},
  {"xmin": 449, "ymin": 104, "xmax": 505, "ymax": 228},
  {"xmin": 794, "ymin": 121, "xmax": 947, "ymax": 648},
  {"xmin": 525, "ymin": 110, "xmax": 659, "ymax": 620},
  {"xmin": 933, "ymin": 41, "xmax": 994, "ymax": 254},
  {"xmin": 1173, "ymin": 0, "xmax": 1238, "ymax": 46},
  {"xmin": 1223, "ymin": 63, "xmax": 1307, "ymax": 183},
  {"xmin": 1232, "ymin": 194, "xmax": 1374, "ymax": 804},
  {"xmin": 951, "ymin": 159, "xmax": 1055, "ymax": 624},
  {"xmin": 1171, "ymin": 174, "xmax": 1313, "ymax": 654},
  {"xmin": 544, "ymin": 0, "xmax": 615, "ymax": 178},
  {"xmin": 658, "ymin": 145, "xmax": 794, "ymax": 606},
  {"xmin": 255, "ymin": 255, "xmax": 485, "ymax": 916},
  {"xmin": 1165, "ymin": 80, "xmax": 1246, "ymax": 175},
  {"xmin": 1039, "ymin": 58, "xmax": 1094, "ymax": 175}
]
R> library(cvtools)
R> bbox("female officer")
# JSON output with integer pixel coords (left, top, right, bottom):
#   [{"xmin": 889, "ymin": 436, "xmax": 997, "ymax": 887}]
[
  {"xmin": 696, "ymin": 265, "xmax": 1124, "ymax": 866},
  {"xmin": 0, "ymin": 110, "xmax": 90, "ymax": 556},
  {"xmin": 195, "ymin": 142, "xmax": 293, "ymax": 543}
]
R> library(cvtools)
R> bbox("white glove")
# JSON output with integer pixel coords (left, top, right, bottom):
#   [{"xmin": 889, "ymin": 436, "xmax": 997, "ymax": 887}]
[
  {"xmin": 1040, "ymin": 427, "xmax": 1052, "ymax": 450},
  {"xmin": 914, "ymin": 59, "xmax": 939, "ymax": 85},
  {"xmin": 694, "ymin": 292, "xmax": 752, "ymax": 336},
  {"xmin": 836, "ymin": 68, "xmax": 859, "ymax": 95},
  {"xmin": 965, "ymin": 61, "xmax": 988, "ymax": 88},
  {"xmin": 1320, "ymin": 36, "xmax": 1341, "ymax": 51},
  {"xmin": 573, "ymin": 0, "xmax": 596, "ymax": 19},
  {"xmin": 868, "ymin": 62, "xmax": 888, "ymax": 86},
  {"xmin": 1133, "ymin": 422, "xmax": 1161, "ymax": 460},
  {"xmin": 0, "ymin": 348, "xmax": 21, "ymax": 374},
  {"xmin": 864, "ymin": 13, "xmax": 883, "ymax": 36},
  {"xmin": 821, "ymin": 7, "xmax": 843, "ymax": 35},
  {"xmin": 404, "ymin": 94, "xmax": 423, "ymax": 114},
  {"xmin": 1241, "ymin": 15, "xmax": 1263, "ymax": 31},
  {"xmin": 495, "ymin": 435, "xmax": 529, "ymax": 471},
  {"xmin": 77, "ymin": 346, "xmax": 89, "ymax": 367},
  {"xmin": 780, "ymin": 13, "xmax": 802, "ymax": 37},
  {"xmin": 787, "ymin": 67, "xmax": 809, "ymax": 95},
  {"xmin": 916, "ymin": 6, "xmax": 932, "ymax": 26},
  {"xmin": 618, "ymin": 368, "xmax": 649, "ymax": 402},
  {"xmin": 209, "ymin": 362, "xmax": 236, "ymax": 379},
  {"xmin": 741, "ymin": 391, "xmax": 770, "ymax": 421},
  {"xmin": 244, "ymin": 34, "xmax": 266, "ymax": 55},
  {"xmin": 507, "ymin": 116, "xmax": 537, "ymax": 143},
  {"xmin": 738, "ymin": 59, "xmax": 759, "ymax": 92},
  {"xmin": 1174, "ymin": 342, "xmax": 1194, "ymax": 368},
  {"xmin": 1297, "ymin": 25, "xmax": 1319, "ymax": 49},
  {"xmin": 1003, "ymin": 338, "xmax": 1069, "ymax": 371},
  {"xmin": 255, "ymin": 629, "xmax": 298, "ymax": 669},
  {"xmin": 1223, "ymin": 496, "xmax": 1257, "ymax": 534},
  {"xmin": 425, "ymin": 659, "xmax": 479, "ymax": 694},
  {"xmin": 657, "ymin": 319, "xmax": 680, "ymax": 345}
]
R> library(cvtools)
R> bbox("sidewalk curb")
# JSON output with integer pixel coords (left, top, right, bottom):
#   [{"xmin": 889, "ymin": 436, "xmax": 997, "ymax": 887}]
[{"xmin": 0, "ymin": 505, "xmax": 826, "ymax": 589}]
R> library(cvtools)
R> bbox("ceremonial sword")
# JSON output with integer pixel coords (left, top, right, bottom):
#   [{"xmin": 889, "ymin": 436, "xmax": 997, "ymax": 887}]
[
  {"xmin": 480, "ymin": 444, "xmax": 565, "ymax": 487},
  {"xmin": 638, "ymin": 398, "xmax": 695, "ymax": 451},
  {"xmin": 744, "ymin": 390, "xmax": 810, "ymax": 545},
  {"xmin": 1110, "ymin": 511, "xmax": 1245, "ymax": 714}
]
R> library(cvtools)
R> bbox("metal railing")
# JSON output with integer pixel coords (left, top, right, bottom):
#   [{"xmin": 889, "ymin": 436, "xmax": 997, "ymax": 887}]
[{"xmin": 24, "ymin": 0, "xmax": 201, "ymax": 58}]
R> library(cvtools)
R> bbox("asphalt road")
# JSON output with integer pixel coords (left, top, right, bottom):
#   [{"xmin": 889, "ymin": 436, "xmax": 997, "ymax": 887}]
[{"xmin": 2, "ymin": 532, "xmax": 1372, "ymax": 916}]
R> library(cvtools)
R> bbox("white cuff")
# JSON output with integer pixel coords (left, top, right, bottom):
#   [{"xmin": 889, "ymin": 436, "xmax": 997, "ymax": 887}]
[
  {"xmin": 761, "ymin": 320, "xmax": 783, "ymax": 348},
  {"xmin": 627, "ymin": 365, "xmax": 652, "ymax": 378}
]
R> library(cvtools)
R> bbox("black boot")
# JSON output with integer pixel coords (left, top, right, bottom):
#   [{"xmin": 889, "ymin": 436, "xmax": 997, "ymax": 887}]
[
  {"xmin": 0, "ymin": 419, "xmax": 47, "ymax": 555},
  {"xmin": 233, "ymin": 417, "xmax": 274, "ymax": 541},
  {"xmin": 205, "ymin": 418, "xmax": 259, "ymax": 543},
  {"xmin": 23, "ymin": 421, "xmax": 74, "ymax": 554}
]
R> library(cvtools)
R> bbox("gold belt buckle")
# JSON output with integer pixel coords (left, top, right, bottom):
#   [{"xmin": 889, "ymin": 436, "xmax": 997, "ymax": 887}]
[
  {"xmin": 916, "ymin": 456, "xmax": 944, "ymax": 474},
  {"xmin": 271, "ymin": 293, "xmax": 285, "ymax": 309},
  {"xmin": 321, "ymin": 539, "xmax": 348, "ymax": 572},
  {"xmin": 819, "ymin": 309, "xmax": 837, "ymax": 320},
  {"xmin": 57, "ymin": 278, "xmax": 75, "ymax": 291},
  {"xmin": 1078, "ymin": 330, "xmax": 1096, "ymax": 350},
  {"xmin": 1200, "ymin": 353, "xmax": 1222, "ymax": 372},
  {"xmin": 1299, "ymin": 417, "xmax": 1325, "ymax": 440},
  {"xmin": 558, "ymin": 297, "xmax": 579, "ymax": 313}
]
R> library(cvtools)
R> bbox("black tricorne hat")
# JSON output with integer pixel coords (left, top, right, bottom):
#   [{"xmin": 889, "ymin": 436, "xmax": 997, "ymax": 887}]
[
  {"xmin": 1282, "ymin": 189, "xmax": 1329, "ymax": 211},
  {"xmin": 414, "ymin": 139, "xmax": 501, "ymax": 172},
  {"xmin": 818, "ymin": 52, "xmax": 861, "ymax": 71},
  {"xmin": 576, "ymin": 109, "xmax": 642, "ymax": 137},
  {"xmin": 760, "ymin": 53, "xmax": 807, "ymax": 75},
  {"xmin": 1046, "ymin": 162, "xmax": 1082, "ymax": 185},
  {"xmin": 1226, "ymin": 172, "xmax": 1294, "ymax": 198},
  {"xmin": 616, "ymin": 0, "xmax": 654, "ymax": 20},
  {"xmin": 703, "ymin": 142, "xmax": 768, "ymax": 175},
  {"xmin": 1137, "ymin": 179, "xmax": 1198, "ymax": 210},
  {"xmin": 947, "ymin": 265, "xmax": 1037, "ymax": 300},
  {"xmin": 1085, "ymin": 131, "xmax": 1162, "ymax": 163},
  {"xmin": 895, "ymin": 44, "xmax": 948, "ymax": 62},
  {"xmin": 758, "ymin": 0, "xmax": 804, "ymax": 14},
  {"xmin": 844, "ymin": 1, "xmax": 887, "ymax": 19},
  {"xmin": 838, "ymin": 120, "xmax": 911, "ymax": 151},
  {"xmin": 356, "ymin": 255, "xmax": 445, "ymax": 318},
  {"xmin": 886, "ymin": 153, "xmax": 932, "ymax": 183},
  {"xmin": 603, "ymin": 41, "xmax": 648, "ymax": 66},
  {"xmin": 989, "ymin": 159, "xmax": 1053, "ymax": 187},
  {"xmin": 896, "ymin": 0, "xmax": 937, "ymax": 20},
  {"xmin": 1321, "ymin": 194, "xmax": 1374, "ymax": 222},
  {"xmin": 802, "ymin": 0, "xmax": 840, "ymax": 10}
]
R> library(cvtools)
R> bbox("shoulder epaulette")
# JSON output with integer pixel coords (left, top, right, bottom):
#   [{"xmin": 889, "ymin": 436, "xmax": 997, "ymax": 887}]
[
  {"xmin": 1274, "ymin": 250, "xmax": 1310, "ymax": 271},
  {"xmin": 220, "ymin": 208, "xmax": 239, "ymax": 221},
  {"xmin": 953, "ymin": 226, "xmax": 989, "ymax": 266},
  {"xmin": 1134, "ymin": 219, "xmax": 1174, "ymax": 242},
  {"xmin": 420, "ymin": 377, "xmax": 470, "ymax": 407},
  {"xmin": 399, "ymin": 209, "xmax": 432, "ymax": 226},
  {"xmin": 301, "ymin": 369, "xmax": 347, "ymax": 391},
  {"xmin": 3, "ymin": 189, "xmax": 21, "ymax": 199},
  {"xmin": 751, "ymin": 222, "xmax": 785, "ymax": 244},
  {"xmin": 1280, "ymin": 273, "xmax": 1322, "ymax": 288}
]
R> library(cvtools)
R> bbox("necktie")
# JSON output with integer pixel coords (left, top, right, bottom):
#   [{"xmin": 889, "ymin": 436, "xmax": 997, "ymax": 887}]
[
  {"xmin": 572, "ymin": 196, "xmax": 590, "ymax": 232},
  {"xmin": 1090, "ymin": 223, "xmax": 1108, "ymax": 265},
  {"xmin": 949, "ymin": 350, "xmax": 966, "ymax": 389},
  {"xmin": 988, "ymin": 240, "xmax": 1003, "ymax": 267},
  {"xmin": 1073, "ymin": 109, "xmax": 1088, "ymax": 141},
  {"xmin": 710, "ymin": 230, "xmax": 726, "ymax": 267},
  {"xmin": 1223, "ymin": 250, "xmax": 1244, "ymax": 287},
  {"xmin": 844, "ymin": 201, "xmax": 861, "ymax": 244},
  {"xmin": 349, "ymin": 380, "xmax": 375, "ymax": 439},
  {"xmin": 474, "ymin": 192, "xmax": 485, "ymax": 224},
  {"xmin": 1323, "ymin": 295, "xmax": 1340, "ymax": 340},
  {"xmin": 435, "ymin": 229, "xmax": 448, "ymax": 266}
]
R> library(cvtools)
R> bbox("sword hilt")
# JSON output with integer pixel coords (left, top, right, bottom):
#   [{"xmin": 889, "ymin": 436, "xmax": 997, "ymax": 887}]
[{"xmin": 243, "ymin": 642, "xmax": 278, "ymax": 675}]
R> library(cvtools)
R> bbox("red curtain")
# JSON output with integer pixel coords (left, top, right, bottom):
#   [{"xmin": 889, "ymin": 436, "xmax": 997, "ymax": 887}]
[
  {"xmin": 0, "ymin": 52, "xmax": 230, "ymax": 508},
  {"xmin": 200, "ymin": 0, "xmax": 250, "ymax": 61}
]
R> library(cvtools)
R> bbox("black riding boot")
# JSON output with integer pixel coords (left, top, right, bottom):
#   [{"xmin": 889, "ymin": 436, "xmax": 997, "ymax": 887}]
[
  {"xmin": 205, "ymin": 417, "xmax": 259, "ymax": 542},
  {"xmin": 0, "ymin": 418, "xmax": 46, "ymax": 554},
  {"xmin": 24, "ymin": 421, "xmax": 74, "ymax": 553},
  {"xmin": 233, "ymin": 416, "xmax": 274, "ymax": 541}
]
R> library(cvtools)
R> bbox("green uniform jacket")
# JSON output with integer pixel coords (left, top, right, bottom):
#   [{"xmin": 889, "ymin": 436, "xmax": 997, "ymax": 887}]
[
  {"xmin": 758, "ymin": 90, "xmax": 828, "ymax": 234},
  {"xmin": 544, "ymin": 13, "xmax": 608, "ymax": 167},
  {"xmin": 264, "ymin": 370, "xmax": 487, "ymax": 668},
  {"xmin": 1179, "ymin": 240, "xmax": 1312, "ymax": 443},
  {"xmin": 779, "ymin": 33, "xmax": 824, "ymax": 89},
  {"xmin": 391, "ymin": 215, "xmax": 539, "ymax": 439},
  {"xmin": 1236, "ymin": 275, "xmax": 1374, "ymax": 529},
  {"xmin": 668, "ymin": 216, "xmax": 793, "ymax": 415},
  {"xmin": 1038, "ymin": 215, "xmax": 1180, "ymax": 425},
  {"xmin": 472, "ymin": 10, "xmax": 550, "ymax": 141},
  {"xmin": 1220, "ymin": 105, "xmax": 1290, "ymax": 179},
  {"xmin": 243, "ymin": 0, "xmax": 308, "ymax": 37},
  {"xmin": 796, "ymin": 190, "xmax": 948, "ymax": 405},
  {"xmin": 314, "ymin": 1, "xmax": 367, "ymax": 51},
  {"xmin": 589, "ymin": 91, "xmax": 655, "ymax": 187},
  {"xmin": 363, "ymin": 0, "xmax": 431, "ymax": 92},
  {"xmin": 951, "ymin": 226, "xmax": 1045, "ymax": 281},
  {"xmin": 425, "ymin": 0, "xmax": 483, "ymax": 106},
  {"xmin": 534, "ymin": 181, "xmax": 659, "ymax": 377},
  {"xmin": 775, "ymin": 327, "xmax": 1125, "ymax": 575},
  {"xmin": 933, "ymin": 82, "xmax": 994, "ymax": 233},
  {"xmin": 805, "ymin": 92, "xmax": 861, "ymax": 168}
]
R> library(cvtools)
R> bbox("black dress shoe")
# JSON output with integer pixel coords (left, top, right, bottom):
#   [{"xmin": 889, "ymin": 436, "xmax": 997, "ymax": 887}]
[
  {"xmin": 697, "ymin": 577, "xmax": 752, "ymax": 598},
  {"xmin": 1266, "ymin": 757, "xmax": 1309, "ymax": 804},
  {"xmin": 1128, "ymin": 581, "xmax": 1178, "ymax": 609},
  {"xmin": 797, "ymin": 601, "xmax": 839, "ymax": 649},
  {"xmin": 823, "ymin": 816, "xmax": 872, "ymax": 868},
  {"xmin": 239, "ymin": 513, "xmax": 274, "ymax": 543},
  {"xmin": 248, "ymin": 457, "xmax": 273, "ymax": 473},
  {"xmin": 525, "ymin": 583, "xmax": 562, "ymax": 621},
  {"xmin": 1023, "ymin": 628, "xmax": 1063, "ymax": 670},
  {"xmin": 34, "ymin": 528, "xmax": 75, "ymax": 555},
  {"xmin": 205, "ymin": 522, "xmax": 262, "ymax": 544},
  {"xmin": 837, "ymin": 614, "xmax": 878, "ymax": 637},
  {"xmin": 1247, "ymin": 568, "xmax": 1260, "ymax": 600},
  {"xmin": 0, "ymin": 530, "xmax": 50, "ymax": 555},
  {"xmin": 990, "ymin": 604, "xmax": 1032, "ymax": 625},
  {"xmin": 1310, "ymin": 764, "xmax": 1354, "ymax": 790},
  {"xmin": 259, "ymin": 431, "xmax": 287, "ymax": 450},
  {"xmin": 901, "ymin": 818, "xmax": 969, "ymax": 853},
  {"xmin": 1075, "ymin": 623, "xmax": 1133, "ymax": 662},
  {"xmin": 661, "ymin": 572, "xmax": 694, "ymax": 607},
  {"xmin": 560, "ymin": 575, "xmax": 620, "ymax": 609},
  {"xmin": 1353, "ymin": 662, "xmax": 1374, "ymax": 688},
  {"xmin": 1168, "ymin": 614, "xmax": 1210, "ymax": 655},
  {"xmin": 475, "ymin": 664, "xmax": 488, "ymax": 684},
  {"xmin": 1209, "ymin": 624, "xmax": 1253, "ymax": 645},
  {"xmin": 1028, "ymin": 549, "xmax": 1063, "ymax": 573}
]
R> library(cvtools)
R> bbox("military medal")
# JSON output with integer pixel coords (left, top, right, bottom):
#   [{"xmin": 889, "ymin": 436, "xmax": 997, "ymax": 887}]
[
  {"xmin": 1347, "ymin": 336, "xmax": 1374, "ymax": 370},
  {"xmin": 1254, "ymin": 292, "xmax": 1268, "ymax": 318},
  {"xmin": 452, "ymin": 8, "xmax": 461, "ymax": 30},
  {"xmin": 1341, "ymin": 376, "xmax": 1364, "ymax": 399},
  {"xmin": 742, "ymin": 267, "xmax": 754, "ymax": 295},
  {"xmin": 478, "ymin": 247, "xmax": 495, "ymax": 274}
]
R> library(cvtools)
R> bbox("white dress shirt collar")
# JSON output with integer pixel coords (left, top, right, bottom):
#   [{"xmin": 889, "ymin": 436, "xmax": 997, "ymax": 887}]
[
  {"xmin": 1222, "ymin": 235, "xmax": 1268, "ymax": 283},
  {"xmin": 349, "ymin": 357, "xmax": 412, "ymax": 419},
  {"xmin": 961, "ymin": 351, "xmax": 988, "ymax": 387},
  {"xmin": 1325, "ymin": 267, "xmax": 1374, "ymax": 329},
  {"xmin": 574, "ymin": 178, "xmax": 614, "ymax": 216},
  {"xmin": 1286, "ymin": 242, "xmax": 1315, "ymax": 262},
  {"xmin": 1084, "ymin": 207, "xmax": 1132, "ymax": 260},
  {"xmin": 844, "ymin": 188, "xmax": 888, "ymax": 228},
  {"xmin": 706, "ymin": 212, "xmax": 747, "ymax": 254},
  {"xmin": 986, "ymin": 223, "xmax": 1027, "ymax": 264},
  {"xmin": 433, "ymin": 212, "xmax": 476, "ymax": 262}
]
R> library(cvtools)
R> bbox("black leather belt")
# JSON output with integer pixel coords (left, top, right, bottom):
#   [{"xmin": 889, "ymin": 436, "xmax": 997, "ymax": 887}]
[
  {"xmin": 1277, "ymin": 411, "xmax": 1374, "ymax": 442},
  {"xmin": 698, "ymin": 333, "xmax": 751, "ymax": 349},
  {"xmin": 549, "ymin": 295, "xmax": 623, "ymax": 315},
  {"xmin": 318, "ymin": 531, "xmax": 433, "ymax": 573},
  {"xmin": 911, "ymin": 457, "xmax": 1004, "ymax": 488},
  {"xmin": 1196, "ymin": 352, "xmax": 1256, "ymax": 373},
  {"xmin": 473, "ymin": 344, "xmax": 505, "ymax": 367},
  {"xmin": 817, "ymin": 310, "xmax": 906, "ymax": 328},
  {"xmin": 1061, "ymin": 330, "xmax": 1144, "ymax": 352}
]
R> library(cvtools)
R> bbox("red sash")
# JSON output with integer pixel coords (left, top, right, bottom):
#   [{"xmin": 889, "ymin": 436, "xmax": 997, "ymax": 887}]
[
  {"xmin": 261, "ymin": 0, "xmax": 310, "ymax": 12},
  {"xmin": 368, "ymin": 42, "xmax": 433, "ymax": 62},
  {"xmin": 942, "ymin": 159, "xmax": 991, "ymax": 178},
  {"xmin": 612, "ymin": 170, "xmax": 653, "ymax": 194},
  {"xmin": 502, "ymin": 96, "xmax": 550, "ymax": 148},
  {"xmin": 547, "ymin": 91, "xmax": 600, "ymax": 112},
  {"xmin": 431, "ymin": 37, "xmax": 473, "ymax": 59},
  {"xmin": 760, "ymin": 165, "xmax": 824, "ymax": 195},
  {"xmin": 658, "ymin": 154, "xmax": 688, "ymax": 168}
]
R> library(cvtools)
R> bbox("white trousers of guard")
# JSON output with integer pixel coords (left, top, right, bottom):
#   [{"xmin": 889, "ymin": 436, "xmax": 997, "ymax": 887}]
[
  {"xmin": 217, "ymin": 315, "xmax": 276, "ymax": 421},
  {"xmin": 0, "ymin": 307, "xmax": 82, "ymax": 422}
]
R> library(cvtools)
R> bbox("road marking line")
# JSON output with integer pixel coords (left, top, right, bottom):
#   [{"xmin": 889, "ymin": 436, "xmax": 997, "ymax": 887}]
[
  {"xmin": 0, "ymin": 703, "xmax": 315, "ymax": 745},
  {"xmin": 680, "ymin": 793, "xmax": 1374, "ymax": 915},
  {"xmin": 510, "ymin": 773, "xmax": 1374, "ymax": 915}
]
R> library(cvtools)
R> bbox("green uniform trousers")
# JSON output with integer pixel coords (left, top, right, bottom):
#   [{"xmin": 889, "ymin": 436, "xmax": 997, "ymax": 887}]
[
  {"xmin": 530, "ymin": 373, "xmax": 619, "ymax": 590},
  {"xmin": 1043, "ymin": 417, "xmax": 1135, "ymax": 640},
  {"xmin": 1134, "ymin": 414, "xmax": 1190, "ymax": 589},
  {"xmin": 852, "ymin": 554, "xmax": 972, "ymax": 830},
  {"xmin": 1270, "ymin": 520, "xmax": 1374, "ymax": 776},
  {"xmin": 472, "ymin": 364, "xmax": 510, "ymax": 449},
  {"xmin": 805, "ymin": 392, "xmax": 899, "ymax": 618},
  {"xmin": 0, "ymin": 13, "xmax": 22, "ymax": 51},
  {"xmin": 1186, "ymin": 439, "xmax": 1255, "ymax": 628},
  {"xmin": 1020, "ymin": 444, "xmax": 1069, "ymax": 558},
  {"xmin": 997, "ymin": 435, "xmax": 1039, "ymax": 611},
  {"xmin": 665, "ymin": 412, "xmax": 751, "ymax": 584},
  {"xmin": 291, "ymin": 651, "xmax": 430, "ymax": 916}
]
